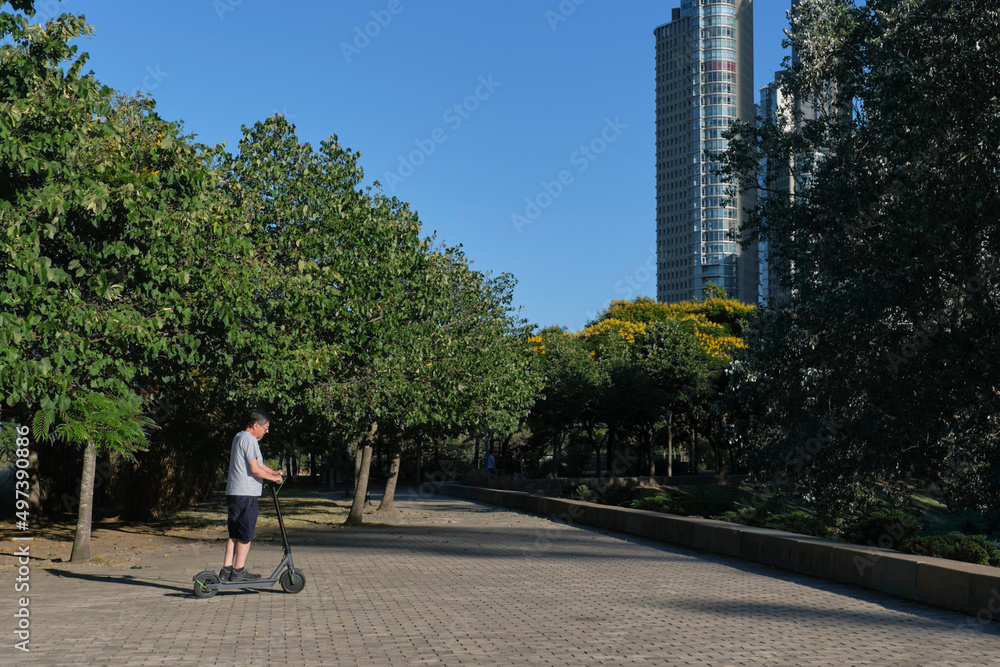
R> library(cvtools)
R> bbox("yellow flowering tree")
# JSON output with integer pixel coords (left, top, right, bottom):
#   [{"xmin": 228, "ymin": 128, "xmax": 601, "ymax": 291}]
[
  {"xmin": 595, "ymin": 296, "xmax": 753, "ymax": 366},
  {"xmin": 523, "ymin": 293, "xmax": 756, "ymax": 479},
  {"xmin": 574, "ymin": 295, "xmax": 754, "ymax": 476}
]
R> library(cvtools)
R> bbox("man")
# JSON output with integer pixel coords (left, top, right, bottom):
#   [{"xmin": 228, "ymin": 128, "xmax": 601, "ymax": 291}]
[{"xmin": 220, "ymin": 409, "xmax": 283, "ymax": 582}]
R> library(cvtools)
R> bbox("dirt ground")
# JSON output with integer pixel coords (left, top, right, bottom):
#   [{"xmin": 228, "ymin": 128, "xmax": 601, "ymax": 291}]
[{"xmin": 0, "ymin": 485, "xmax": 353, "ymax": 571}]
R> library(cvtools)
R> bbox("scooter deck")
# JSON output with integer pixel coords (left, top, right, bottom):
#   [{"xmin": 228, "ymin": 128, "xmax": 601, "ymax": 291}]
[
  {"xmin": 200, "ymin": 554, "xmax": 295, "ymax": 590},
  {"xmin": 208, "ymin": 577, "xmax": 281, "ymax": 590}
]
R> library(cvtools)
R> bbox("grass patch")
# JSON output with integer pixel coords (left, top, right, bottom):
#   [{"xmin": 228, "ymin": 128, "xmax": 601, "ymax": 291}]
[{"xmin": 628, "ymin": 483, "xmax": 748, "ymax": 518}]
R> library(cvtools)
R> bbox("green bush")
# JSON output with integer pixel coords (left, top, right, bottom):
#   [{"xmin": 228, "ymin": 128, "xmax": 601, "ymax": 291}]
[
  {"xmin": 560, "ymin": 483, "xmax": 595, "ymax": 502},
  {"xmin": 840, "ymin": 509, "xmax": 921, "ymax": 549},
  {"xmin": 921, "ymin": 508, "xmax": 991, "ymax": 538},
  {"xmin": 761, "ymin": 512, "xmax": 833, "ymax": 538},
  {"xmin": 630, "ymin": 493, "xmax": 672, "ymax": 513},
  {"xmin": 903, "ymin": 534, "xmax": 1000, "ymax": 567},
  {"xmin": 627, "ymin": 486, "xmax": 738, "ymax": 518}
]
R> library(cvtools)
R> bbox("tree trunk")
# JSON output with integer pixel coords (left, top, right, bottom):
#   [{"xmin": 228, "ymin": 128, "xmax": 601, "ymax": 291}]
[
  {"xmin": 690, "ymin": 427, "xmax": 697, "ymax": 475},
  {"xmin": 648, "ymin": 427, "xmax": 656, "ymax": 479},
  {"xmin": 27, "ymin": 447, "xmax": 41, "ymax": 513},
  {"xmin": 353, "ymin": 444, "xmax": 363, "ymax": 494},
  {"xmin": 667, "ymin": 414, "xmax": 674, "ymax": 477},
  {"xmin": 606, "ymin": 426, "xmax": 615, "ymax": 477},
  {"xmin": 474, "ymin": 435, "xmax": 481, "ymax": 469},
  {"xmin": 553, "ymin": 432, "xmax": 563, "ymax": 479},
  {"xmin": 346, "ymin": 422, "xmax": 377, "ymax": 526},
  {"xmin": 70, "ymin": 440, "xmax": 97, "ymax": 562},
  {"xmin": 587, "ymin": 423, "xmax": 601, "ymax": 478},
  {"xmin": 377, "ymin": 426, "xmax": 404, "ymax": 512},
  {"xmin": 501, "ymin": 432, "xmax": 513, "ymax": 473}
]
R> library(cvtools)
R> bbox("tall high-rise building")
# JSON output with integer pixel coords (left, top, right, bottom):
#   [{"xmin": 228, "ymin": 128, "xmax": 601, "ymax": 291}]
[
  {"xmin": 654, "ymin": 0, "xmax": 756, "ymax": 304},
  {"xmin": 758, "ymin": 71, "xmax": 794, "ymax": 304},
  {"xmin": 758, "ymin": 1, "xmax": 825, "ymax": 304}
]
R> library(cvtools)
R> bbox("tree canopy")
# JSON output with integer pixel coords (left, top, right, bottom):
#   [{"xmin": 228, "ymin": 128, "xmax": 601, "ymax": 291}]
[
  {"xmin": 721, "ymin": 0, "xmax": 1000, "ymax": 517},
  {"xmin": 525, "ymin": 295, "xmax": 753, "ymax": 478},
  {"xmin": 0, "ymin": 4, "xmax": 542, "ymax": 535}
]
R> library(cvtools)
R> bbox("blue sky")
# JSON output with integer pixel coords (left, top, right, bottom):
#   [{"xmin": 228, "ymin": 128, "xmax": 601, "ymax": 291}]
[{"xmin": 45, "ymin": 0, "xmax": 793, "ymax": 332}]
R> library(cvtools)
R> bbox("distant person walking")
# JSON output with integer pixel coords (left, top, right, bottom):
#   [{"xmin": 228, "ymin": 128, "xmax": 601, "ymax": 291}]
[
  {"xmin": 220, "ymin": 409, "xmax": 283, "ymax": 582},
  {"xmin": 486, "ymin": 453, "xmax": 496, "ymax": 475}
]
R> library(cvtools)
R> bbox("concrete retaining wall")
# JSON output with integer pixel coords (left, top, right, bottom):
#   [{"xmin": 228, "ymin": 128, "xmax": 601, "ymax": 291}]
[
  {"xmin": 512, "ymin": 474, "xmax": 746, "ymax": 497},
  {"xmin": 437, "ymin": 483, "xmax": 1000, "ymax": 620}
]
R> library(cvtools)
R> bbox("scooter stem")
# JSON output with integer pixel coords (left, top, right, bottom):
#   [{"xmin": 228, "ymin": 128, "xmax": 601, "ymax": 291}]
[{"xmin": 270, "ymin": 483, "xmax": 291, "ymax": 554}]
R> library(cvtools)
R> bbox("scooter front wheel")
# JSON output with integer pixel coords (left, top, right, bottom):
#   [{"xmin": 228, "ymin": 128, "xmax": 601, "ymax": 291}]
[
  {"xmin": 193, "ymin": 571, "xmax": 220, "ymax": 599},
  {"xmin": 279, "ymin": 568, "xmax": 305, "ymax": 594}
]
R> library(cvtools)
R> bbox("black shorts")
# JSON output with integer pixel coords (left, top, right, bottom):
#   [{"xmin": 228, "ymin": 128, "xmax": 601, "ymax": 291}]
[{"xmin": 226, "ymin": 495, "xmax": 259, "ymax": 542}]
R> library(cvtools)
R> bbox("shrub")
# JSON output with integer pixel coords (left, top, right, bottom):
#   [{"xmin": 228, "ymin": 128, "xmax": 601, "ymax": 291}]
[
  {"xmin": 630, "ymin": 493, "xmax": 672, "ymax": 513},
  {"xmin": 840, "ymin": 509, "xmax": 921, "ymax": 549},
  {"xmin": 921, "ymin": 508, "xmax": 991, "ymax": 538},
  {"xmin": 628, "ymin": 486, "xmax": 737, "ymax": 518},
  {"xmin": 903, "ymin": 534, "xmax": 1000, "ymax": 567},
  {"xmin": 761, "ymin": 512, "xmax": 833, "ymax": 538},
  {"xmin": 560, "ymin": 483, "xmax": 595, "ymax": 502}
]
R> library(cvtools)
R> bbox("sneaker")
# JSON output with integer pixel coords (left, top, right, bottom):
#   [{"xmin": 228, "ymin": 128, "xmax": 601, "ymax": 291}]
[
  {"xmin": 229, "ymin": 567, "xmax": 262, "ymax": 582},
  {"xmin": 219, "ymin": 566, "xmax": 233, "ymax": 581}
]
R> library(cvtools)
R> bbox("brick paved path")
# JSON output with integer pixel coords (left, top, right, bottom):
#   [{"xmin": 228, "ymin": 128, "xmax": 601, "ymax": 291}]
[{"xmin": 4, "ymin": 489, "xmax": 999, "ymax": 666}]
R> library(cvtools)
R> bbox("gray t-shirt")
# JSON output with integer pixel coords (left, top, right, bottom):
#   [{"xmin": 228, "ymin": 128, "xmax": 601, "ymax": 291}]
[{"xmin": 226, "ymin": 431, "xmax": 263, "ymax": 496}]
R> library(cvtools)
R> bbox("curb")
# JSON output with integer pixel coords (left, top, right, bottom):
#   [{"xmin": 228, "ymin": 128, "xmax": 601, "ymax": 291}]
[{"xmin": 437, "ymin": 483, "xmax": 1000, "ymax": 621}]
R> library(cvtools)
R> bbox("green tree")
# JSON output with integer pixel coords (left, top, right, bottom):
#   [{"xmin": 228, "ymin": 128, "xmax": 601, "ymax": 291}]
[
  {"xmin": 721, "ymin": 0, "xmax": 1000, "ymax": 517},
  {"xmin": 0, "ymin": 7, "xmax": 265, "ymax": 537},
  {"xmin": 632, "ymin": 320, "xmax": 708, "ymax": 477},
  {"xmin": 527, "ymin": 328, "xmax": 601, "ymax": 479},
  {"xmin": 223, "ymin": 116, "xmax": 534, "ymax": 523},
  {"xmin": 576, "ymin": 300, "xmax": 742, "ymax": 477},
  {"xmin": 34, "ymin": 385, "xmax": 155, "ymax": 561},
  {"xmin": 376, "ymin": 248, "xmax": 541, "ymax": 511},
  {"xmin": 222, "ymin": 115, "xmax": 419, "ymax": 523}
]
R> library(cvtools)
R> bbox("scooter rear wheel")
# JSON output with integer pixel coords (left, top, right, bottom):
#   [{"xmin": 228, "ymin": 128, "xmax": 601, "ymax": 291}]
[
  {"xmin": 279, "ymin": 568, "xmax": 305, "ymax": 594},
  {"xmin": 193, "ymin": 571, "xmax": 220, "ymax": 599}
]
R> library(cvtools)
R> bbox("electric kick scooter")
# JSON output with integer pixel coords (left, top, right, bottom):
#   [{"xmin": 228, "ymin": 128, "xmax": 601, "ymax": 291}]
[{"xmin": 192, "ymin": 482, "xmax": 306, "ymax": 598}]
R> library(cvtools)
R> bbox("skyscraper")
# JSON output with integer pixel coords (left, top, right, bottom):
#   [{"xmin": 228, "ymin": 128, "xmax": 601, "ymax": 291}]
[
  {"xmin": 758, "ymin": 71, "xmax": 794, "ymax": 304},
  {"xmin": 654, "ymin": 0, "xmax": 756, "ymax": 304},
  {"xmin": 758, "ymin": 1, "xmax": 824, "ymax": 304}
]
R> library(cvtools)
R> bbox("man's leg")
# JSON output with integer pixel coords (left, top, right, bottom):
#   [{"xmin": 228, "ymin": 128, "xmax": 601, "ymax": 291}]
[
  {"xmin": 221, "ymin": 503, "xmax": 238, "ymax": 580},
  {"xmin": 234, "ymin": 540, "xmax": 252, "ymax": 569},
  {"xmin": 228, "ymin": 496, "xmax": 261, "ymax": 581},
  {"xmin": 223, "ymin": 538, "xmax": 236, "ymax": 567}
]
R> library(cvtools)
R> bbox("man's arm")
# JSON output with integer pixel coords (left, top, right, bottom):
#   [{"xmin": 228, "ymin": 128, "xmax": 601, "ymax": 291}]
[{"xmin": 248, "ymin": 458, "xmax": 283, "ymax": 483}]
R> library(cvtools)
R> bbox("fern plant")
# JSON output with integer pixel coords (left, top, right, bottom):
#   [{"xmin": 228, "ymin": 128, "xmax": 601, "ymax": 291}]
[
  {"xmin": 34, "ymin": 385, "xmax": 156, "ymax": 459},
  {"xmin": 32, "ymin": 383, "xmax": 157, "ymax": 562}
]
